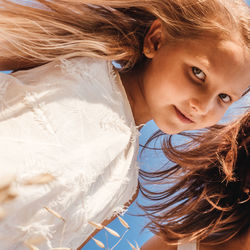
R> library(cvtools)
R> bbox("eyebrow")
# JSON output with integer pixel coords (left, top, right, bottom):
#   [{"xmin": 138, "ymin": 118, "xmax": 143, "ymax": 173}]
[{"xmin": 196, "ymin": 57, "xmax": 211, "ymax": 72}]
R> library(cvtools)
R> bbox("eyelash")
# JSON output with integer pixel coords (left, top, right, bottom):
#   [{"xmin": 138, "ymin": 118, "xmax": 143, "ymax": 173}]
[{"xmin": 218, "ymin": 93, "xmax": 232, "ymax": 104}]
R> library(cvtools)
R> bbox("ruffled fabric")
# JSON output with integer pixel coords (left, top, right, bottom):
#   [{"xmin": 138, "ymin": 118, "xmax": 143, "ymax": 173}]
[{"xmin": 0, "ymin": 57, "xmax": 139, "ymax": 249}]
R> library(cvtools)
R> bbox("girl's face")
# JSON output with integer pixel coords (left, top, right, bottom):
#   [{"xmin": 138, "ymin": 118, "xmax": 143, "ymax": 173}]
[{"xmin": 141, "ymin": 23, "xmax": 249, "ymax": 134}]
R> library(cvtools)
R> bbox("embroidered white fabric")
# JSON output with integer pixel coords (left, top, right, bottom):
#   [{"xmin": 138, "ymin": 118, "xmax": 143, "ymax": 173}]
[{"xmin": 0, "ymin": 57, "xmax": 139, "ymax": 249}]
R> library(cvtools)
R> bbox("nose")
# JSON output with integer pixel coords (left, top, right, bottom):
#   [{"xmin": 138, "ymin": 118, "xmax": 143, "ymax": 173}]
[{"xmin": 189, "ymin": 96, "xmax": 215, "ymax": 116}]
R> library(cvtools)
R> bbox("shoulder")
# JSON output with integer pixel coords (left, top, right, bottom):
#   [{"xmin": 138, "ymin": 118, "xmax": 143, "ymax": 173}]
[
  {"xmin": 56, "ymin": 57, "xmax": 110, "ymax": 77},
  {"xmin": 8, "ymin": 57, "xmax": 117, "ymax": 103},
  {"xmin": 11, "ymin": 56, "xmax": 111, "ymax": 84}
]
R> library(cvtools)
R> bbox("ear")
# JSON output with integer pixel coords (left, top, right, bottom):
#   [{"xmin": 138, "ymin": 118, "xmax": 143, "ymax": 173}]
[{"xmin": 143, "ymin": 19, "xmax": 163, "ymax": 59}]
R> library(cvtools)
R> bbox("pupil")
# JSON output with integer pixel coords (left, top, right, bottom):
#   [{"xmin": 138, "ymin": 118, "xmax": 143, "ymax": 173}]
[{"xmin": 194, "ymin": 68, "xmax": 200, "ymax": 74}]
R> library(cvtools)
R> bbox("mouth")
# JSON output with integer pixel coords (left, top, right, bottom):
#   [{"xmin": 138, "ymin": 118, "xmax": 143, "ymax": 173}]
[{"xmin": 174, "ymin": 106, "xmax": 194, "ymax": 124}]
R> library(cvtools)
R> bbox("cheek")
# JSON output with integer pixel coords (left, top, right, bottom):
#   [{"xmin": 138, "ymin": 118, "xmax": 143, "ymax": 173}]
[
  {"xmin": 203, "ymin": 109, "xmax": 225, "ymax": 127},
  {"xmin": 149, "ymin": 75, "xmax": 189, "ymax": 100},
  {"xmin": 146, "ymin": 57, "xmax": 185, "ymax": 88}
]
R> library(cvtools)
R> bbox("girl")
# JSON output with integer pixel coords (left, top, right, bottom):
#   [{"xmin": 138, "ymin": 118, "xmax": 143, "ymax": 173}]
[
  {"xmin": 140, "ymin": 111, "xmax": 250, "ymax": 250},
  {"xmin": 0, "ymin": 0, "xmax": 249, "ymax": 249}
]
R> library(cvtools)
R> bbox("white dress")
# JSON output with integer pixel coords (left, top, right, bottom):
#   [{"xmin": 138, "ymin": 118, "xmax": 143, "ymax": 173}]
[{"xmin": 0, "ymin": 57, "xmax": 139, "ymax": 249}]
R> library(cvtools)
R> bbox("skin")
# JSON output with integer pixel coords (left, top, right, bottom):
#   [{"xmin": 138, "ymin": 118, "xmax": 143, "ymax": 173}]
[{"xmin": 120, "ymin": 20, "xmax": 250, "ymax": 134}]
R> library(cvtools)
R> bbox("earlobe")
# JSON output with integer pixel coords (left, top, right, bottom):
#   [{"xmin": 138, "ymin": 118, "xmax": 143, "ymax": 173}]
[{"xmin": 143, "ymin": 19, "xmax": 163, "ymax": 59}]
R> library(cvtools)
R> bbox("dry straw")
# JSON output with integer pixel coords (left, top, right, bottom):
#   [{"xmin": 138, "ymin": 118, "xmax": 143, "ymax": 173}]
[
  {"xmin": 0, "ymin": 207, "xmax": 6, "ymax": 220},
  {"xmin": 118, "ymin": 216, "xmax": 130, "ymax": 229},
  {"xmin": 92, "ymin": 238, "xmax": 105, "ymax": 248},
  {"xmin": 44, "ymin": 207, "xmax": 65, "ymax": 222},
  {"xmin": 24, "ymin": 241, "xmax": 40, "ymax": 250},
  {"xmin": 0, "ymin": 173, "xmax": 15, "ymax": 190},
  {"xmin": 88, "ymin": 221, "xmax": 104, "ymax": 230},
  {"xmin": 104, "ymin": 226, "xmax": 120, "ymax": 238},
  {"xmin": 23, "ymin": 173, "xmax": 55, "ymax": 185},
  {"xmin": 0, "ymin": 173, "xmax": 16, "ymax": 220},
  {"xmin": 0, "ymin": 172, "xmax": 56, "ymax": 220},
  {"xmin": 127, "ymin": 240, "xmax": 140, "ymax": 250},
  {"xmin": 89, "ymin": 217, "xmax": 140, "ymax": 249}
]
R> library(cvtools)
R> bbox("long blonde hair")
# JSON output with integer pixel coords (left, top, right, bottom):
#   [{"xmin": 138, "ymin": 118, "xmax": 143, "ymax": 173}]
[{"xmin": 0, "ymin": 0, "xmax": 249, "ymax": 70}]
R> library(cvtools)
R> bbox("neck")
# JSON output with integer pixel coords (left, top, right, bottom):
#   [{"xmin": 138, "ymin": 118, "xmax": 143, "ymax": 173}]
[{"xmin": 119, "ymin": 68, "xmax": 152, "ymax": 126}]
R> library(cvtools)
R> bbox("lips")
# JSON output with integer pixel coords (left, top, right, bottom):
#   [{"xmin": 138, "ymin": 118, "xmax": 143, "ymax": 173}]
[{"xmin": 174, "ymin": 106, "xmax": 194, "ymax": 124}]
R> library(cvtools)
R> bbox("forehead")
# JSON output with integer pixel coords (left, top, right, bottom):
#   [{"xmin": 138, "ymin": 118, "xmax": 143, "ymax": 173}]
[{"xmin": 190, "ymin": 39, "xmax": 247, "ymax": 68}]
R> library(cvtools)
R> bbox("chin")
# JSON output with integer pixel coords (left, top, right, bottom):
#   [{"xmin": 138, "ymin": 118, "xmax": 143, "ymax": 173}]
[
  {"xmin": 162, "ymin": 128, "xmax": 182, "ymax": 135},
  {"xmin": 156, "ymin": 120, "xmax": 195, "ymax": 134},
  {"xmin": 156, "ymin": 123, "xmax": 183, "ymax": 135}
]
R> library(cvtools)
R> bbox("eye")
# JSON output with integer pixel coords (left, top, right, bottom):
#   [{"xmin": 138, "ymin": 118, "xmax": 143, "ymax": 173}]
[
  {"xmin": 218, "ymin": 93, "xmax": 231, "ymax": 103},
  {"xmin": 192, "ymin": 67, "xmax": 206, "ymax": 82}
]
